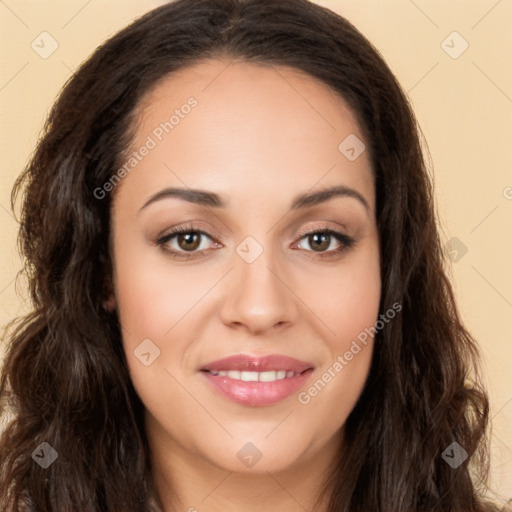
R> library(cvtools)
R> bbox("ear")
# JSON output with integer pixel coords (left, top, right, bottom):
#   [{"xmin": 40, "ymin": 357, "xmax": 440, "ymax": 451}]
[{"xmin": 102, "ymin": 275, "xmax": 116, "ymax": 312}]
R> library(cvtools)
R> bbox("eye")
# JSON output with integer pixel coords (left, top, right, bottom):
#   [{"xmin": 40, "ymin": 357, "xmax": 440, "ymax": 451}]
[
  {"xmin": 293, "ymin": 228, "xmax": 355, "ymax": 257},
  {"xmin": 155, "ymin": 224, "xmax": 355, "ymax": 260},
  {"xmin": 155, "ymin": 224, "xmax": 221, "ymax": 259}
]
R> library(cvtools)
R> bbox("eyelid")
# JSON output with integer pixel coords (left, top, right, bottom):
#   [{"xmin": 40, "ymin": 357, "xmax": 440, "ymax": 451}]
[
  {"xmin": 291, "ymin": 224, "xmax": 355, "ymax": 257},
  {"xmin": 156, "ymin": 220, "xmax": 220, "ymax": 242},
  {"xmin": 155, "ymin": 222, "xmax": 354, "ymax": 258},
  {"xmin": 294, "ymin": 222, "xmax": 345, "ymax": 240},
  {"xmin": 155, "ymin": 223, "xmax": 222, "ymax": 258}
]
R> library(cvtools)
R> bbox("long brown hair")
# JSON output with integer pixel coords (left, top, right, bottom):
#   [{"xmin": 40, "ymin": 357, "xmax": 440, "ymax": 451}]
[{"xmin": 0, "ymin": 0, "xmax": 496, "ymax": 510}]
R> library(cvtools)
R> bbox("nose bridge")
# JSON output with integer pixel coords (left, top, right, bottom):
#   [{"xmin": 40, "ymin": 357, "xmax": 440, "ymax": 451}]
[{"xmin": 219, "ymin": 235, "xmax": 297, "ymax": 333}]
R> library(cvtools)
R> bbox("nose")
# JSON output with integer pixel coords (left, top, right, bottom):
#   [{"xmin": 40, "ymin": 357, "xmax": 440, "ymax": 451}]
[{"xmin": 219, "ymin": 247, "xmax": 299, "ymax": 335}]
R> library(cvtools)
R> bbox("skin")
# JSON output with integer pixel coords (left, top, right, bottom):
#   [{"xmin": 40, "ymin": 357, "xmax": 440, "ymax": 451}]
[{"xmin": 108, "ymin": 59, "xmax": 381, "ymax": 512}]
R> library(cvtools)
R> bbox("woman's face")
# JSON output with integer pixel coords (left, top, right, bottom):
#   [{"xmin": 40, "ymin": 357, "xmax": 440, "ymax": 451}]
[{"xmin": 110, "ymin": 59, "xmax": 380, "ymax": 475}]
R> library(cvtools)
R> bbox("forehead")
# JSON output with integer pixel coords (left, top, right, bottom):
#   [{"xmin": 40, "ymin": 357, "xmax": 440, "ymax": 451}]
[
  {"xmin": 135, "ymin": 58, "xmax": 364, "ymax": 145},
  {"xmin": 116, "ymin": 58, "xmax": 373, "ymax": 211}
]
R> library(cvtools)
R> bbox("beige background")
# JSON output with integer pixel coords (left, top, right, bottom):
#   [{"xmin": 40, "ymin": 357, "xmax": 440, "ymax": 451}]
[{"xmin": 1, "ymin": 0, "xmax": 511, "ymax": 505}]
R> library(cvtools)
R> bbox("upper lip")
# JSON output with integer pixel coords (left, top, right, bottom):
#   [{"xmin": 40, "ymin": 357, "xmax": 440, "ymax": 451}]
[{"xmin": 201, "ymin": 354, "xmax": 314, "ymax": 373}]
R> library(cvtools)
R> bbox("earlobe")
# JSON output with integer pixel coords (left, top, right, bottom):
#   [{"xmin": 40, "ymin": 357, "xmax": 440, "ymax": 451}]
[
  {"xmin": 102, "ymin": 293, "xmax": 116, "ymax": 312},
  {"xmin": 102, "ymin": 276, "xmax": 116, "ymax": 311}
]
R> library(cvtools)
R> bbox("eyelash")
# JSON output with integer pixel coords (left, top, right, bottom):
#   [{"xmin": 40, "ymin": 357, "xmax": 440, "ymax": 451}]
[{"xmin": 155, "ymin": 223, "xmax": 355, "ymax": 260}]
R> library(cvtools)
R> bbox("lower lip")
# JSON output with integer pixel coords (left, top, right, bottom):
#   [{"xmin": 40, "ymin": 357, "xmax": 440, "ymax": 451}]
[{"xmin": 201, "ymin": 369, "xmax": 314, "ymax": 407}]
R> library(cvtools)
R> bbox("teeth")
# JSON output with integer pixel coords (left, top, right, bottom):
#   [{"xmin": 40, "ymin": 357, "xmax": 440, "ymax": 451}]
[
  {"xmin": 240, "ymin": 371, "xmax": 259, "ymax": 381},
  {"xmin": 208, "ymin": 370, "xmax": 299, "ymax": 382},
  {"xmin": 259, "ymin": 371, "xmax": 277, "ymax": 382}
]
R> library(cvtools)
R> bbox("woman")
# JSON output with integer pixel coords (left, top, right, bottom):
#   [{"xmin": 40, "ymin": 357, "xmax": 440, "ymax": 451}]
[{"xmin": 0, "ymin": 0, "xmax": 500, "ymax": 510}]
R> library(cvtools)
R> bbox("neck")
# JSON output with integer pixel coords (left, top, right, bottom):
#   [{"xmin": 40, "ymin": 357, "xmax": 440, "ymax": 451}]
[{"xmin": 146, "ymin": 415, "xmax": 342, "ymax": 512}]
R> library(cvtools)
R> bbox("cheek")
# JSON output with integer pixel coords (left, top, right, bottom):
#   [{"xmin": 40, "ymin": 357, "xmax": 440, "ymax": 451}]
[
  {"xmin": 294, "ymin": 242, "xmax": 380, "ymax": 418},
  {"xmin": 301, "ymin": 240, "xmax": 381, "ymax": 347},
  {"xmin": 112, "ymin": 234, "xmax": 213, "ymax": 339},
  {"xmin": 111, "ymin": 236, "xmax": 226, "ymax": 412}
]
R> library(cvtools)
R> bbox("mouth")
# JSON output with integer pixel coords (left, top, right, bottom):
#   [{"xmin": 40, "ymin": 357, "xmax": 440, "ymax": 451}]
[
  {"xmin": 203, "ymin": 369, "xmax": 305, "ymax": 382},
  {"xmin": 199, "ymin": 354, "xmax": 315, "ymax": 407}
]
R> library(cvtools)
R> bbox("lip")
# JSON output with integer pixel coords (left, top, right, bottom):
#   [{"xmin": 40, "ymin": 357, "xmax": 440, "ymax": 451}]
[
  {"xmin": 200, "ymin": 354, "xmax": 315, "ymax": 407},
  {"xmin": 200, "ymin": 354, "xmax": 314, "ymax": 373}
]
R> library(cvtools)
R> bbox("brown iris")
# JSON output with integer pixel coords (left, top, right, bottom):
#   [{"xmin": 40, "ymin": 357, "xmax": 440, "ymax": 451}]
[
  {"xmin": 309, "ymin": 233, "xmax": 330, "ymax": 252},
  {"xmin": 177, "ymin": 232, "xmax": 201, "ymax": 251}
]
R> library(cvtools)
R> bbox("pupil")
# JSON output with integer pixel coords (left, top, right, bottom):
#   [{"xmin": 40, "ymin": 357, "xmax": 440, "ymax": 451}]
[
  {"xmin": 178, "ymin": 232, "xmax": 200, "ymax": 251},
  {"xmin": 310, "ymin": 233, "xmax": 329, "ymax": 251}
]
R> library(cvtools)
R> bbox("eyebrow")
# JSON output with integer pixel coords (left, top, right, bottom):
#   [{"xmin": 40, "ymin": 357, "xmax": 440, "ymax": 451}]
[{"xmin": 139, "ymin": 185, "xmax": 369, "ymax": 213}]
